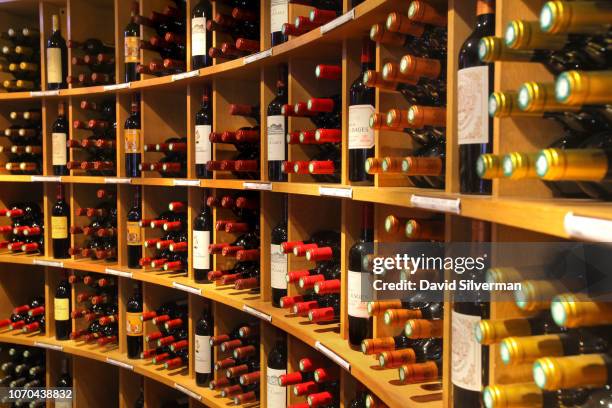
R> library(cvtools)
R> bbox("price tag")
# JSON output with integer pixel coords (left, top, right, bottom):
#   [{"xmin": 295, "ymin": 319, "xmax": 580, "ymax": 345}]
[
  {"xmin": 33, "ymin": 259, "xmax": 63, "ymax": 268},
  {"xmin": 104, "ymin": 178, "xmax": 132, "ymax": 184},
  {"xmin": 172, "ymin": 281, "xmax": 202, "ymax": 295},
  {"xmin": 243, "ymin": 182, "xmax": 272, "ymax": 191},
  {"xmin": 174, "ymin": 384, "xmax": 202, "ymax": 401},
  {"xmin": 243, "ymin": 48, "xmax": 272, "ymax": 65},
  {"xmin": 30, "ymin": 90, "xmax": 60, "ymax": 97},
  {"xmin": 31, "ymin": 176, "xmax": 62, "ymax": 182},
  {"xmin": 34, "ymin": 342, "xmax": 63, "ymax": 351},
  {"xmin": 103, "ymin": 83, "xmax": 131, "ymax": 91},
  {"xmin": 105, "ymin": 268, "xmax": 133, "ymax": 279},
  {"xmin": 564, "ymin": 212, "xmax": 612, "ymax": 242},
  {"xmin": 171, "ymin": 70, "xmax": 200, "ymax": 81},
  {"xmin": 411, "ymin": 195, "xmax": 461, "ymax": 214},
  {"xmin": 106, "ymin": 358, "xmax": 133, "ymax": 370},
  {"xmin": 320, "ymin": 9, "xmax": 355, "ymax": 34},
  {"xmin": 314, "ymin": 341, "xmax": 350, "ymax": 372},
  {"xmin": 173, "ymin": 179, "xmax": 200, "ymax": 187},
  {"xmin": 319, "ymin": 186, "xmax": 352, "ymax": 199},
  {"xmin": 242, "ymin": 305, "xmax": 272, "ymax": 322}
]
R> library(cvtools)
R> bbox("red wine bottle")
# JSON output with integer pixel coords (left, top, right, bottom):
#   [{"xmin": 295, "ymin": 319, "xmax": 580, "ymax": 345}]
[
  {"xmin": 124, "ymin": 2, "xmax": 140, "ymax": 82},
  {"xmin": 193, "ymin": 190, "xmax": 213, "ymax": 283},
  {"xmin": 52, "ymin": 102, "xmax": 69, "ymax": 176},
  {"xmin": 271, "ymin": 0, "xmax": 289, "ymax": 46},
  {"xmin": 46, "ymin": 14, "xmax": 67, "ymax": 90},
  {"xmin": 267, "ymin": 332, "xmax": 287, "ymax": 406},
  {"xmin": 126, "ymin": 283, "xmax": 143, "ymax": 359},
  {"xmin": 124, "ymin": 96, "xmax": 141, "ymax": 177},
  {"xmin": 54, "ymin": 274, "xmax": 71, "ymax": 341},
  {"xmin": 127, "ymin": 187, "xmax": 142, "ymax": 268},
  {"xmin": 51, "ymin": 183, "xmax": 70, "ymax": 259},
  {"xmin": 267, "ymin": 64, "xmax": 288, "ymax": 181},
  {"xmin": 191, "ymin": 0, "xmax": 212, "ymax": 69},
  {"xmin": 271, "ymin": 195, "xmax": 288, "ymax": 307},
  {"xmin": 195, "ymin": 310, "xmax": 213, "ymax": 385},
  {"xmin": 195, "ymin": 87, "xmax": 212, "ymax": 179}
]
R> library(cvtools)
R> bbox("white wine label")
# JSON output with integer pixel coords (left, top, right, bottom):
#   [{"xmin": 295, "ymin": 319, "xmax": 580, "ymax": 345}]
[
  {"xmin": 451, "ymin": 310, "xmax": 482, "ymax": 391},
  {"xmin": 51, "ymin": 132, "xmax": 67, "ymax": 165},
  {"xmin": 194, "ymin": 335, "xmax": 212, "ymax": 373},
  {"xmin": 267, "ymin": 367, "xmax": 287, "ymax": 407},
  {"xmin": 124, "ymin": 36, "xmax": 139, "ymax": 63},
  {"xmin": 192, "ymin": 17, "xmax": 207, "ymax": 56},
  {"xmin": 193, "ymin": 230, "xmax": 210, "ymax": 269},
  {"xmin": 271, "ymin": 244, "xmax": 288, "ymax": 290},
  {"xmin": 54, "ymin": 298, "xmax": 69, "ymax": 321},
  {"xmin": 195, "ymin": 125, "xmax": 212, "ymax": 164},
  {"xmin": 457, "ymin": 66, "xmax": 489, "ymax": 145},
  {"xmin": 347, "ymin": 270, "xmax": 371, "ymax": 318},
  {"xmin": 348, "ymin": 104, "xmax": 375, "ymax": 149},
  {"xmin": 267, "ymin": 115, "xmax": 286, "ymax": 161},
  {"xmin": 46, "ymin": 48, "xmax": 62, "ymax": 84},
  {"xmin": 271, "ymin": 0, "xmax": 289, "ymax": 33}
]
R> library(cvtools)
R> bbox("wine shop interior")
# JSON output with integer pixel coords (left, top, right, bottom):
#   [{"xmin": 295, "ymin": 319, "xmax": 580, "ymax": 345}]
[{"xmin": 0, "ymin": 0, "xmax": 609, "ymax": 407}]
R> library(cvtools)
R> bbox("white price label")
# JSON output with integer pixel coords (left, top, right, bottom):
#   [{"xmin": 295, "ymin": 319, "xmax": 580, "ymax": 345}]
[
  {"xmin": 314, "ymin": 341, "xmax": 350, "ymax": 371},
  {"xmin": 34, "ymin": 342, "xmax": 63, "ymax": 351},
  {"xmin": 30, "ymin": 90, "xmax": 60, "ymax": 97},
  {"xmin": 320, "ymin": 9, "xmax": 355, "ymax": 34},
  {"xmin": 31, "ymin": 176, "xmax": 62, "ymax": 182},
  {"xmin": 33, "ymin": 259, "xmax": 63, "ymax": 268},
  {"xmin": 103, "ymin": 83, "xmax": 131, "ymax": 91},
  {"xmin": 243, "ymin": 48, "xmax": 272, "ymax": 65},
  {"xmin": 104, "ymin": 178, "xmax": 132, "ymax": 184},
  {"xmin": 172, "ymin": 281, "xmax": 202, "ymax": 295},
  {"xmin": 242, "ymin": 305, "xmax": 272, "ymax": 322},
  {"xmin": 172, "ymin": 70, "xmax": 200, "ymax": 81},
  {"xmin": 411, "ymin": 195, "xmax": 461, "ymax": 214},
  {"xmin": 173, "ymin": 179, "xmax": 200, "ymax": 186},
  {"xmin": 174, "ymin": 384, "xmax": 202, "ymax": 401},
  {"xmin": 106, "ymin": 358, "xmax": 133, "ymax": 370},
  {"xmin": 319, "ymin": 186, "xmax": 352, "ymax": 199},
  {"xmin": 564, "ymin": 212, "xmax": 612, "ymax": 242},
  {"xmin": 243, "ymin": 182, "xmax": 272, "ymax": 191},
  {"xmin": 105, "ymin": 268, "xmax": 133, "ymax": 279}
]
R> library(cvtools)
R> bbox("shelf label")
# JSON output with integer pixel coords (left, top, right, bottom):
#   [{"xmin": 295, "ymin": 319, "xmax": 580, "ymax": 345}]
[
  {"xmin": 174, "ymin": 384, "xmax": 202, "ymax": 401},
  {"xmin": 31, "ymin": 175, "xmax": 62, "ymax": 182},
  {"xmin": 320, "ymin": 9, "xmax": 355, "ymax": 34},
  {"xmin": 314, "ymin": 341, "xmax": 350, "ymax": 372},
  {"xmin": 411, "ymin": 195, "xmax": 461, "ymax": 214},
  {"xmin": 244, "ymin": 48, "xmax": 272, "ymax": 65},
  {"xmin": 106, "ymin": 358, "xmax": 133, "ymax": 370},
  {"xmin": 104, "ymin": 177, "xmax": 132, "ymax": 184},
  {"xmin": 243, "ymin": 182, "xmax": 272, "ymax": 191},
  {"xmin": 34, "ymin": 342, "xmax": 63, "ymax": 351},
  {"xmin": 319, "ymin": 186, "xmax": 352, "ymax": 199},
  {"xmin": 564, "ymin": 212, "xmax": 612, "ymax": 242},
  {"xmin": 33, "ymin": 259, "xmax": 63, "ymax": 268},
  {"xmin": 30, "ymin": 90, "xmax": 60, "ymax": 97},
  {"xmin": 242, "ymin": 305, "xmax": 272, "ymax": 322},
  {"xmin": 172, "ymin": 70, "xmax": 200, "ymax": 81},
  {"xmin": 105, "ymin": 268, "xmax": 133, "ymax": 279},
  {"xmin": 103, "ymin": 83, "xmax": 131, "ymax": 91},
  {"xmin": 173, "ymin": 179, "xmax": 200, "ymax": 187},
  {"xmin": 172, "ymin": 281, "xmax": 202, "ymax": 295}
]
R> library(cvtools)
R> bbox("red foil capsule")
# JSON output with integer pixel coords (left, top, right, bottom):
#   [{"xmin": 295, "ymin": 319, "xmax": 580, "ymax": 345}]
[
  {"xmin": 314, "ymin": 368, "xmax": 337, "ymax": 383},
  {"xmin": 164, "ymin": 357, "xmax": 186, "ymax": 369},
  {"xmin": 170, "ymin": 340, "xmax": 188, "ymax": 352},
  {"xmin": 299, "ymin": 130, "xmax": 317, "ymax": 144},
  {"xmin": 299, "ymin": 274, "xmax": 325, "ymax": 289},
  {"xmin": 234, "ymin": 160, "xmax": 258, "ymax": 172},
  {"xmin": 287, "ymin": 270, "xmax": 310, "ymax": 283},
  {"xmin": 294, "ymin": 381, "xmax": 318, "ymax": 396},
  {"xmin": 28, "ymin": 306, "xmax": 45, "ymax": 317},
  {"xmin": 221, "ymin": 245, "xmax": 242, "ymax": 256},
  {"xmin": 152, "ymin": 353, "xmax": 170, "ymax": 364},
  {"xmin": 209, "ymin": 243, "xmax": 229, "ymax": 254},
  {"xmin": 236, "ymin": 249, "xmax": 259, "ymax": 261},
  {"xmin": 293, "ymin": 301, "xmax": 319, "ymax": 316},
  {"xmin": 169, "ymin": 242, "xmax": 188, "ymax": 252},
  {"xmin": 281, "ymin": 241, "xmax": 304, "ymax": 254},
  {"xmin": 299, "ymin": 358, "xmax": 315, "ymax": 372},
  {"xmin": 97, "ymin": 335, "xmax": 117, "ymax": 345},
  {"xmin": 215, "ymin": 357, "xmax": 236, "ymax": 370},
  {"xmin": 152, "ymin": 314, "xmax": 170, "ymax": 325},
  {"xmin": 308, "ymin": 391, "xmax": 334, "ymax": 407},
  {"xmin": 163, "ymin": 261, "xmax": 183, "ymax": 271},
  {"xmin": 282, "ymin": 160, "xmax": 296, "ymax": 173},
  {"xmin": 309, "ymin": 160, "xmax": 335, "ymax": 174},
  {"xmin": 294, "ymin": 161, "xmax": 310, "ymax": 174},
  {"xmin": 279, "ymin": 295, "xmax": 304, "ymax": 309},
  {"xmin": 308, "ymin": 97, "xmax": 335, "ymax": 112},
  {"xmin": 315, "ymin": 128, "xmax": 342, "ymax": 143},
  {"xmin": 279, "ymin": 372, "xmax": 304, "ymax": 386},
  {"xmin": 224, "ymin": 222, "xmax": 250, "ymax": 233},
  {"xmin": 145, "ymin": 331, "xmax": 163, "ymax": 342},
  {"xmin": 293, "ymin": 243, "xmax": 318, "ymax": 257},
  {"xmin": 234, "ymin": 277, "xmax": 259, "ymax": 290},
  {"xmin": 309, "ymin": 9, "xmax": 337, "ymax": 24},
  {"xmin": 13, "ymin": 305, "xmax": 29, "ymax": 314},
  {"xmin": 220, "ymin": 339, "xmax": 242, "ymax": 352},
  {"xmin": 315, "ymin": 64, "xmax": 342, "ymax": 80},
  {"xmin": 22, "ymin": 321, "xmax": 40, "ymax": 333},
  {"xmin": 150, "ymin": 258, "xmax": 167, "ymax": 268},
  {"xmin": 314, "ymin": 279, "xmax": 341, "ymax": 295},
  {"xmin": 239, "ymin": 371, "xmax": 260, "ymax": 386},
  {"xmin": 309, "ymin": 307, "xmax": 336, "ymax": 322},
  {"xmin": 141, "ymin": 311, "xmax": 156, "ymax": 321},
  {"xmin": 163, "ymin": 221, "xmax": 183, "ymax": 231},
  {"xmin": 164, "ymin": 318, "xmax": 183, "ymax": 330},
  {"xmin": 10, "ymin": 320, "xmax": 25, "ymax": 330},
  {"xmin": 306, "ymin": 246, "xmax": 333, "ymax": 261}
]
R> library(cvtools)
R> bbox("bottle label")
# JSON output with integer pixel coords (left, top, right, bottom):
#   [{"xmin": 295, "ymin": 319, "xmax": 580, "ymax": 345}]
[
  {"xmin": 125, "ymin": 129, "xmax": 141, "ymax": 153},
  {"xmin": 51, "ymin": 216, "xmax": 68, "ymax": 239},
  {"xmin": 193, "ymin": 230, "xmax": 210, "ymax": 270},
  {"xmin": 267, "ymin": 367, "xmax": 287, "ymax": 407},
  {"xmin": 54, "ymin": 400, "xmax": 71, "ymax": 408},
  {"xmin": 126, "ymin": 312, "xmax": 143, "ymax": 336},
  {"xmin": 46, "ymin": 47, "xmax": 62, "ymax": 84},
  {"xmin": 124, "ymin": 36, "xmax": 140, "ymax": 63},
  {"xmin": 127, "ymin": 221, "xmax": 142, "ymax": 246},
  {"xmin": 457, "ymin": 66, "xmax": 489, "ymax": 145},
  {"xmin": 451, "ymin": 310, "xmax": 482, "ymax": 391},
  {"xmin": 194, "ymin": 334, "xmax": 212, "ymax": 373},
  {"xmin": 347, "ymin": 270, "xmax": 371, "ymax": 318},
  {"xmin": 195, "ymin": 125, "xmax": 212, "ymax": 165},
  {"xmin": 267, "ymin": 115, "xmax": 286, "ymax": 161},
  {"xmin": 192, "ymin": 17, "xmax": 207, "ymax": 57},
  {"xmin": 271, "ymin": 0, "xmax": 289, "ymax": 33},
  {"xmin": 52, "ymin": 132, "xmax": 67, "ymax": 166},
  {"xmin": 348, "ymin": 104, "xmax": 375, "ymax": 149},
  {"xmin": 270, "ymin": 244, "xmax": 288, "ymax": 290},
  {"xmin": 54, "ymin": 298, "xmax": 69, "ymax": 321}
]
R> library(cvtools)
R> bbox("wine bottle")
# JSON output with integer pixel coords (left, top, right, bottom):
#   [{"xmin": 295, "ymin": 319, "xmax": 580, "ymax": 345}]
[
  {"xmin": 457, "ymin": 0, "xmax": 495, "ymax": 194},
  {"xmin": 271, "ymin": 0, "xmax": 289, "ymax": 46},
  {"xmin": 271, "ymin": 195, "xmax": 288, "ymax": 307},
  {"xmin": 267, "ymin": 333, "xmax": 287, "ymax": 407},
  {"xmin": 52, "ymin": 102, "xmax": 69, "ymax": 176},
  {"xmin": 193, "ymin": 190, "xmax": 213, "ymax": 283},
  {"xmin": 46, "ymin": 14, "xmax": 67, "ymax": 90},
  {"xmin": 125, "ymin": 2, "xmax": 140, "ymax": 82},
  {"xmin": 54, "ymin": 275, "xmax": 71, "ymax": 341},
  {"xmin": 195, "ymin": 311, "xmax": 213, "ymax": 385},
  {"xmin": 52, "ymin": 183, "xmax": 70, "ymax": 259},
  {"xmin": 127, "ymin": 187, "xmax": 142, "ymax": 269},
  {"xmin": 482, "ymin": 383, "xmax": 591, "ymax": 408},
  {"xmin": 533, "ymin": 353, "xmax": 612, "ymax": 390},
  {"xmin": 540, "ymin": 1, "xmax": 612, "ymax": 36},
  {"xmin": 55, "ymin": 357, "xmax": 71, "ymax": 408},
  {"xmin": 475, "ymin": 315, "xmax": 561, "ymax": 345},
  {"xmin": 267, "ymin": 64, "xmax": 288, "ymax": 181},
  {"xmin": 191, "ymin": 0, "xmax": 212, "ymax": 69},
  {"xmin": 125, "ymin": 96, "xmax": 141, "ymax": 177},
  {"xmin": 126, "ymin": 283, "xmax": 143, "ymax": 359},
  {"xmin": 555, "ymin": 70, "xmax": 612, "ymax": 108},
  {"xmin": 349, "ymin": 38, "xmax": 376, "ymax": 183},
  {"xmin": 195, "ymin": 87, "xmax": 212, "ymax": 179}
]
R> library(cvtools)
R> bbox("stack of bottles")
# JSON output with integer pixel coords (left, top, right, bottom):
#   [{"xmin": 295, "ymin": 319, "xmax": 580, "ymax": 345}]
[
  {"xmin": 70, "ymin": 276, "xmax": 118, "ymax": 347},
  {"xmin": 365, "ymin": 4, "xmax": 448, "ymax": 189},
  {"xmin": 361, "ymin": 299, "xmax": 443, "ymax": 384},
  {"xmin": 0, "ymin": 26, "xmax": 41, "ymax": 92},
  {"xmin": 140, "ymin": 201, "xmax": 188, "ymax": 272},
  {"xmin": 141, "ymin": 299, "xmax": 188, "ymax": 370},
  {"xmin": 141, "ymin": 135, "xmax": 187, "ymax": 178},
  {"xmin": 68, "ymin": 99, "xmax": 117, "ymax": 176},
  {"xmin": 206, "ymin": 193, "xmax": 261, "ymax": 290},
  {"xmin": 0, "ymin": 202, "xmax": 44, "ymax": 255},
  {"xmin": 0, "ymin": 297, "xmax": 46, "ymax": 334},
  {"xmin": 0, "ymin": 345, "xmax": 46, "ymax": 395},
  {"xmin": 383, "ymin": 215, "xmax": 445, "ymax": 242},
  {"xmin": 69, "ymin": 188, "xmax": 117, "ymax": 262},
  {"xmin": 281, "ymin": 0, "xmax": 342, "ymax": 39},
  {"xmin": 278, "ymin": 357, "xmax": 340, "ymax": 407},
  {"xmin": 209, "ymin": 321, "xmax": 261, "ymax": 405},
  {"xmin": 134, "ymin": 1, "xmax": 186, "ymax": 76},
  {"xmin": 207, "ymin": 1, "xmax": 260, "ymax": 61},
  {"xmin": 279, "ymin": 230, "xmax": 341, "ymax": 323},
  {"xmin": 2, "ymin": 108, "xmax": 42, "ymax": 174},
  {"xmin": 206, "ymin": 103, "xmax": 260, "ymax": 179},
  {"xmin": 67, "ymin": 38, "xmax": 115, "ymax": 86},
  {"xmin": 477, "ymin": 1, "xmax": 612, "ymax": 200}
]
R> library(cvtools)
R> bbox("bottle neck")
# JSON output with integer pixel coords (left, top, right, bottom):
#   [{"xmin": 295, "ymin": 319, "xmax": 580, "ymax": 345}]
[
  {"xmin": 52, "ymin": 16, "xmax": 60, "ymax": 33},
  {"xmin": 475, "ymin": 0, "xmax": 495, "ymax": 29},
  {"xmin": 361, "ymin": 204, "xmax": 373, "ymax": 242},
  {"xmin": 133, "ymin": 188, "xmax": 140, "ymax": 208}
]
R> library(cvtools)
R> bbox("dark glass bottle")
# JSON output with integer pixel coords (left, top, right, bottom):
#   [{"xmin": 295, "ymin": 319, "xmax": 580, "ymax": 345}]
[
  {"xmin": 271, "ymin": 0, "xmax": 289, "ymax": 46},
  {"xmin": 124, "ymin": 2, "xmax": 140, "ymax": 82},
  {"xmin": 52, "ymin": 102, "xmax": 69, "ymax": 175},
  {"xmin": 349, "ymin": 38, "xmax": 375, "ymax": 183},
  {"xmin": 56, "ymin": 357, "xmax": 71, "ymax": 385},
  {"xmin": 271, "ymin": 195, "xmax": 288, "ymax": 307},
  {"xmin": 267, "ymin": 64, "xmax": 288, "ymax": 181},
  {"xmin": 126, "ymin": 283, "xmax": 143, "ymax": 359},
  {"xmin": 46, "ymin": 14, "xmax": 67, "ymax": 90},
  {"xmin": 52, "ymin": 183, "xmax": 70, "ymax": 259},
  {"xmin": 54, "ymin": 275, "xmax": 71, "ymax": 340},
  {"xmin": 458, "ymin": 0, "xmax": 495, "ymax": 194},
  {"xmin": 267, "ymin": 333, "xmax": 287, "ymax": 407},
  {"xmin": 127, "ymin": 187, "xmax": 142, "ymax": 269},
  {"xmin": 195, "ymin": 87, "xmax": 212, "ymax": 179},
  {"xmin": 125, "ymin": 97, "xmax": 141, "ymax": 177},
  {"xmin": 191, "ymin": 0, "xmax": 212, "ymax": 69},
  {"xmin": 195, "ymin": 311, "xmax": 213, "ymax": 385},
  {"xmin": 193, "ymin": 190, "xmax": 213, "ymax": 283}
]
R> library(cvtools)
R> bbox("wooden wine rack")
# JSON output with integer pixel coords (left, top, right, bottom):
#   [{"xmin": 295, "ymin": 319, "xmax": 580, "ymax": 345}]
[{"xmin": 0, "ymin": 0, "xmax": 609, "ymax": 407}]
